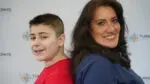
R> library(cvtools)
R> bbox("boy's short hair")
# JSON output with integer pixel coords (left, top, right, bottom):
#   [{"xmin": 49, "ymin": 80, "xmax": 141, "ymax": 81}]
[{"xmin": 29, "ymin": 13, "xmax": 64, "ymax": 37}]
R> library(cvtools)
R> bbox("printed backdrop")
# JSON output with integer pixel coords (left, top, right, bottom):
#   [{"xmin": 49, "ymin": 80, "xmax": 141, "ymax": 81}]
[{"xmin": 0, "ymin": 0, "xmax": 150, "ymax": 84}]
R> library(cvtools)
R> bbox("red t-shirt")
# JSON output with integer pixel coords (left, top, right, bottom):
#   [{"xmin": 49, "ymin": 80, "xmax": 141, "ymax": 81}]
[{"xmin": 34, "ymin": 59, "xmax": 73, "ymax": 84}]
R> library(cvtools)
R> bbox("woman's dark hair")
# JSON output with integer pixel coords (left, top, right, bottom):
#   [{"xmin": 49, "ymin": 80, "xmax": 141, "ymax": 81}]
[{"xmin": 71, "ymin": 0, "xmax": 131, "ymax": 78}]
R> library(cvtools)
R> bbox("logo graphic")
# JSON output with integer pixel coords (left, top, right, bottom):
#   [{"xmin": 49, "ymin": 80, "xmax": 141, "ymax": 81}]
[
  {"xmin": 22, "ymin": 31, "xmax": 30, "ymax": 41},
  {"xmin": 127, "ymin": 33, "xmax": 150, "ymax": 42},
  {"xmin": 127, "ymin": 33, "xmax": 139, "ymax": 42},
  {"xmin": 19, "ymin": 73, "xmax": 39, "ymax": 83}
]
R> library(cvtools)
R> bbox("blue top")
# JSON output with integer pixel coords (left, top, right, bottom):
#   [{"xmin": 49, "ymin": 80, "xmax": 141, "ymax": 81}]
[{"xmin": 76, "ymin": 54, "xmax": 145, "ymax": 84}]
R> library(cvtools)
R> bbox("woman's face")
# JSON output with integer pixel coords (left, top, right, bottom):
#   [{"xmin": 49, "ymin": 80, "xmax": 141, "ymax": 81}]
[{"xmin": 91, "ymin": 6, "xmax": 121, "ymax": 48}]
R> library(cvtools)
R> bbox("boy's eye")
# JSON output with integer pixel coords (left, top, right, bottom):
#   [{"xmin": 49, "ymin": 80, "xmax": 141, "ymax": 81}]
[
  {"xmin": 41, "ymin": 36, "xmax": 48, "ymax": 39},
  {"xmin": 30, "ymin": 37, "xmax": 36, "ymax": 40}
]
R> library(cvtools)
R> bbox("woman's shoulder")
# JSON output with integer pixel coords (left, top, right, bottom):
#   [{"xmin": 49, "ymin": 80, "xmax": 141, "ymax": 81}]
[
  {"xmin": 76, "ymin": 54, "xmax": 115, "ymax": 84},
  {"xmin": 84, "ymin": 53, "xmax": 110, "ymax": 62},
  {"xmin": 77, "ymin": 53, "xmax": 113, "ymax": 72}
]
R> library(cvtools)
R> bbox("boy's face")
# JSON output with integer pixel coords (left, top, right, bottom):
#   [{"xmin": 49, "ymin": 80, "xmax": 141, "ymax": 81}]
[{"xmin": 30, "ymin": 24, "xmax": 63, "ymax": 61}]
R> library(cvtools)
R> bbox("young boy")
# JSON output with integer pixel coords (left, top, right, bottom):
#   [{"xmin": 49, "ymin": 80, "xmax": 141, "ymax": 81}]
[{"xmin": 29, "ymin": 13, "xmax": 73, "ymax": 84}]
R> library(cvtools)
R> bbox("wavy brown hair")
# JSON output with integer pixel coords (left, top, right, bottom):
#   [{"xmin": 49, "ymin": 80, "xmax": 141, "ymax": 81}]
[{"xmin": 71, "ymin": 0, "xmax": 131, "ymax": 79}]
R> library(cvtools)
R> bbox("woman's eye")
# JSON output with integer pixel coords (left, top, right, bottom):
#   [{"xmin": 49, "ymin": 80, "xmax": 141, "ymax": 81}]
[
  {"xmin": 112, "ymin": 18, "xmax": 119, "ymax": 23},
  {"xmin": 98, "ymin": 21, "xmax": 105, "ymax": 25}
]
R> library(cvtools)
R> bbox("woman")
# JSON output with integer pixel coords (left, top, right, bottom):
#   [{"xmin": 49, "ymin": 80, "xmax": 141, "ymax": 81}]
[{"xmin": 71, "ymin": 0, "xmax": 144, "ymax": 84}]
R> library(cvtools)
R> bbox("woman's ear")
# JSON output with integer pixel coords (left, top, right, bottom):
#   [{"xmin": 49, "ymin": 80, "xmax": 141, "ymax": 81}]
[{"xmin": 57, "ymin": 34, "xmax": 65, "ymax": 47}]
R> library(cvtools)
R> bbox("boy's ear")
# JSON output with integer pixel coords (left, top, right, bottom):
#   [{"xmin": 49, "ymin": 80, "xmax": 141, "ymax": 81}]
[{"xmin": 57, "ymin": 34, "xmax": 65, "ymax": 47}]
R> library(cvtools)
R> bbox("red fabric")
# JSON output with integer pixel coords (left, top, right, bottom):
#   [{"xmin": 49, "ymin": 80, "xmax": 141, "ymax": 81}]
[{"xmin": 34, "ymin": 59, "xmax": 73, "ymax": 84}]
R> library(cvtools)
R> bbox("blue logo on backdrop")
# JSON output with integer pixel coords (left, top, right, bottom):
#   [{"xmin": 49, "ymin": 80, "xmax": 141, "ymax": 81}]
[
  {"xmin": 127, "ymin": 33, "xmax": 150, "ymax": 42},
  {"xmin": 19, "ymin": 72, "xmax": 39, "ymax": 83},
  {"xmin": 127, "ymin": 33, "xmax": 139, "ymax": 42},
  {"xmin": 22, "ymin": 31, "xmax": 29, "ymax": 41}
]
